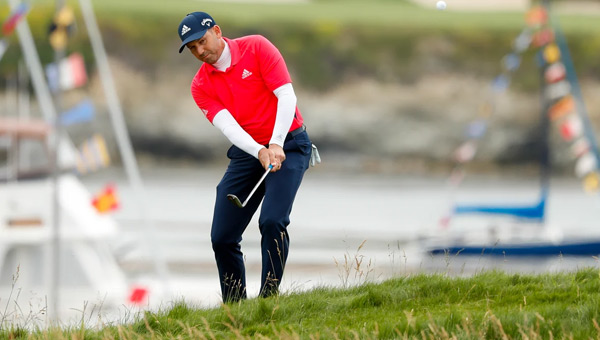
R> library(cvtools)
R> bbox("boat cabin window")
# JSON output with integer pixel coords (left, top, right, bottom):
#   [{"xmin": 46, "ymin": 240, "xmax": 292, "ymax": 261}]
[
  {"xmin": 0, "ymin": 137, "xmax": 8, "ymax": 180},
  {"xmin": 17, "ymin": 138, "xmax": 51, "ymax": 178},
  {"xmin": 0, "ymin": 136, "xmax": 51, "ymax": 182}
]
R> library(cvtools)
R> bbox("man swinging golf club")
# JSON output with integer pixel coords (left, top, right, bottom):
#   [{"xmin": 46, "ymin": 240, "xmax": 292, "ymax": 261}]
[{"xmin": 178, "ymin": 11, "xmax": 314, "ymax": 302}]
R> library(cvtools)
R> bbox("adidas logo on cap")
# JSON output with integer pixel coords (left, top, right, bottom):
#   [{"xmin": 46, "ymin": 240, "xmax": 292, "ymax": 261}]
[{"xmin": 181, "ymin": 25, "xmax": 191, "ymax": 35}]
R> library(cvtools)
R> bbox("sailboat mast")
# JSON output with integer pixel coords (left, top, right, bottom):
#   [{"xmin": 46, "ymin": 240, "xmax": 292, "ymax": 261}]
[{"xmin": 49, "ymin": 0, "xmax": 67, "ymax": 323}]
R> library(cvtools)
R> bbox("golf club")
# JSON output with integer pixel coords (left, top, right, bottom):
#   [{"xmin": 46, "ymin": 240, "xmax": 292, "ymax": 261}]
[{"xmin": 227, "ymin": 164, "xmax": 273, "ymax": 208}]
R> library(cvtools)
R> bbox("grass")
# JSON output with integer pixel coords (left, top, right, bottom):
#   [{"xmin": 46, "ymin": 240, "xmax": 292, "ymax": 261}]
[{"xmin": 2, "ymin": 267, "xmax": 600, "ymax": 339}]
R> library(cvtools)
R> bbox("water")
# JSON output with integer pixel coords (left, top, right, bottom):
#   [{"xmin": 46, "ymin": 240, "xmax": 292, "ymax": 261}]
[{"xmin": 97, "ymin": 166, "xmax": 600, "ymax": 287}]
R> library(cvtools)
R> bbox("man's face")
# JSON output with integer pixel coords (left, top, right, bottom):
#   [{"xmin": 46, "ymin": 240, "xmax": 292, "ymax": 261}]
[{"xmin": 185, "ymin": 26, "xmax": 223, "ymax": 64}]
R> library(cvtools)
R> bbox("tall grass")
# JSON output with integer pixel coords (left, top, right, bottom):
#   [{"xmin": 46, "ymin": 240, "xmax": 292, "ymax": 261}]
[{"xmin": 2, "ymin": 266, "xmax": 600, "ymax": 339}]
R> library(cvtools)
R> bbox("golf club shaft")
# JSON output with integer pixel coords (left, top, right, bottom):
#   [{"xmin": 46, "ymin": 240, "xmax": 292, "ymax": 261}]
[{"xmin": 242, "ymin": 164, "xmax": 273, "ymax": 207}]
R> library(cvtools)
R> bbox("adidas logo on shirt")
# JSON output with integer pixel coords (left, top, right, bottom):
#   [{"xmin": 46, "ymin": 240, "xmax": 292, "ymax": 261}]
[
  {"xmin": 181, "ymin": 25, "xmax": 191, "ymax": 35},
  {"xmin": 242, "ymin": 69, "xmax": 252, "ymax": 79}
]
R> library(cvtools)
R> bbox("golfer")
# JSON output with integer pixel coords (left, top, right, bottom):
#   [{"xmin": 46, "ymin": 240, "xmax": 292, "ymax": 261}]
[{"xmin": 178, "ymin": 12, "xmax": 313, "ymax": 302}]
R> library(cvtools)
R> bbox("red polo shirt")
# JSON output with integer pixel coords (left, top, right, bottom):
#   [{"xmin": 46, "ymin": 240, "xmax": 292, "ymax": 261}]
[{"xmin": 191, "ymin": 35, "xmax": 303, "ymax": 145}]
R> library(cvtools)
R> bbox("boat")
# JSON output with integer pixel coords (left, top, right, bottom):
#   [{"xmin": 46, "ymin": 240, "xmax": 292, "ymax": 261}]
[
  {"xmin": 0, "ymin": 118, "xmax": 128, "ymax": 321},
  {"xmin": 0, "ymin": 0, "xmax": 169, "ymax": 322},
  {"xmin": 425, "ymin": 1, "xmax": 600, "ymax": 257}
]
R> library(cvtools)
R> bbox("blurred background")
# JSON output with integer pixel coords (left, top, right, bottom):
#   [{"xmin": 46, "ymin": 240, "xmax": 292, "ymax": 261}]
[{"xmin": 0, "ymin": 0, "xmax": 600, "ymax": 325}]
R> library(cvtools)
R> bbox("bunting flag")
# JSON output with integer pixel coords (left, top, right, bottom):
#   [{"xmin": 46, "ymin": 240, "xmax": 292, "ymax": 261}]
[
  {"xmin": 526, "ymin": 6, "xmax": 548, "ymax": 27},
  {"xmin": 544, "ymin": 80, "xmax": 570, "ymax": 101},
  {"xmin": 575, "ymin": 152, "xmax": 597, "ymax": 178},
  {"xmin": 531, "ymin": 29, "xmax": 554, "ymax": 48},
  {"xmin": 48, "ymin": 6, "xmax": 75, "ymax": 51},
  {"xmin": 465, "ymin": 120, "xmax": 487, "ymax": 139},
  {"xmin": 92, "ymin": 184, "xmax": 119, "ymax": 214},
  {"xmin": 559, "ymin": 115, "xmax": 583, "ymax": 142},
  {"xmin": 2, "ymin": 3, "xmax": 29, "ymax": 36},
  {"xmin": 513, "ymin": 31, "xmax": 532, "ymax": 53},
  {"xmin": 503, "ymin": 53, "xmax": 521, "ymax": 72},
  {"xmin": 128, "ymin": 286, "xmax": 149, "ymax": 305},
  {"xmin": 60, "ymin": 99, "xmax": 95, "ymax": 126},
  {"xmin": 570, "ymin": 138, "xmax": 590, "ymax": 159},
  {"xmin": 544, "ymin": 62, "xmax": 566, "ymax": 83},
  {"xmin": 583, "ymin": 172, "xmax": 600, "ymax": 193},
  {"xmin": 75, "ymin": 134, "xmax": 111, "ymax": 174},
  {"xmin": 492, "ymin": 74, "xmax": 510, "ymax": 92},
  {"xmin": 548, "ymin": 95, "xmax": 574, "ymax": 121},
  {"xmin": 542, "ymin": 44, "xmax": 561, "ymax": 64},
  {"xmin": 45, "ymin": 52, "xmax": 88, "ymax": 92},
  {"xmin": 453, "ymin": 141, "xmax": 477, "ymax": 163}
]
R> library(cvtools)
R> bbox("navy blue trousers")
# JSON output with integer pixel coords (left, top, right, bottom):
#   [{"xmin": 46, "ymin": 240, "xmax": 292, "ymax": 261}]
[{"xmin": 211, "ymin": 130, "xmax": 311, "ymax": 302}]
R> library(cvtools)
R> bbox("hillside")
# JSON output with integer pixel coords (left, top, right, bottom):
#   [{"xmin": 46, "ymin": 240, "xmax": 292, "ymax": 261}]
[{"xmin": 1, "ymin": 1, "xmax": 600, "ymax": 174}]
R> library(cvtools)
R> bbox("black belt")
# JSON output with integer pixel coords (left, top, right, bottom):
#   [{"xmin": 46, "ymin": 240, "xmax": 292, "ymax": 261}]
[{"xmin": 289, "ymin": 125, "xmax": 306, "ymax": 137}]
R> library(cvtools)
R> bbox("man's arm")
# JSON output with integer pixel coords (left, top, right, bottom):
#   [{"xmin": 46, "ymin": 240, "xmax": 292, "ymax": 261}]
[
  {"xmin": 269, "ymin": 83, "xmax": 297, "ymax": 147},
  {"xmin": 212, "ymin": 109, "xmax": 264, "ymax": 158},
  {"xmin": 212, "ymin": 110, "xmax": 277, "ymax": 170},
  {"xmin": 267, "ymin": 83, "xmax": 297, "ymax": 167}
]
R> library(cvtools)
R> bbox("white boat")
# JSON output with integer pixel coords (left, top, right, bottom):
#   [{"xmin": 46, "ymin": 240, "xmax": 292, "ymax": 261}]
[{"xmin": 0, "ymin": 118, "xmax": 128, "ymax": 323}]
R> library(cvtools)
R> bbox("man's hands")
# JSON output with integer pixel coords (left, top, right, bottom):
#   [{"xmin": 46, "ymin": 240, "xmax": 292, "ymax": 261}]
[{"xmin": 258, "ymin": 144, "xmax": 286, "ymax": 172}]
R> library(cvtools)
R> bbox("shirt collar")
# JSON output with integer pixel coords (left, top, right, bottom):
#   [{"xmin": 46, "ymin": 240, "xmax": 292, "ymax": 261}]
[{"xmin": 205, "ymin": 37, "xmax": 240, "ymax": 74}]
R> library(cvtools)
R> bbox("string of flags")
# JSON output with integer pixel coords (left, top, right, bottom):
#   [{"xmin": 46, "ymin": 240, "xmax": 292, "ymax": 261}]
[
  {"xmin": 448, "ymin": 2, "xmax": 600, "ymax": 194},
  {"xmin": 529, "ymin": 4, "xmax": 600, "ymax": 193},
  {"xmin": 439, "ymin": 2, "xmax": 600, "ymax": 228},
  {"xmin": 46, "ymin": 5, "xmax": 116, "ymax": 210},
  {"xmin": 41, "ymin": 31, "xmax": 111, "ymax": 176}
]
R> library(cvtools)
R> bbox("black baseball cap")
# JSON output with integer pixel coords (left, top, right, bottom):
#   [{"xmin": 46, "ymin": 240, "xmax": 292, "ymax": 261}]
[{"xmin": 178, "ymin": 12, "xmax": 216, "ymax": 53}]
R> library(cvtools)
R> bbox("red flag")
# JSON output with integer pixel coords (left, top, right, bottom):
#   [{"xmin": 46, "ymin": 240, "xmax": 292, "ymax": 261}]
[
  {"xmin": 559, "ymin": 115, "xmax": 583, "ymax": 142},
  {"xmin": 92, "ymin": 184, "xmax": 120, "ymax": 213},
  {"xmin": 128, "ymin": 286, "xmax": 149, "ymax": 305},
  {"xmin": 531, "ymin": 29, "xmax": 554, "ymax": 48},
  {"xmin": 2, "ymin": 3, "xmax": 28, "ymax": 36}
]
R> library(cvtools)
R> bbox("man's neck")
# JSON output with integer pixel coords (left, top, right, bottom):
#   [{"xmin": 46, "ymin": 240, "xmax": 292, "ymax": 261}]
[{"xmin": 213, "ymin": 40, "xmax": 231, "ymax": 71}]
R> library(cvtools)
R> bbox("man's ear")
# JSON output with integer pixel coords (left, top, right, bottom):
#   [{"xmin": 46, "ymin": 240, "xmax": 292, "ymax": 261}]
[{"xmin": 213, "ymin": 25, "xmax": 222, "ymax": 38}]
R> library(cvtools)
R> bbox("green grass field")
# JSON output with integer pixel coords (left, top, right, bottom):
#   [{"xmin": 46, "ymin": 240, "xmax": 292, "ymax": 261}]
[{"xmin": 4, "ymin": 268, "xmax": 600, "ymax": 339}]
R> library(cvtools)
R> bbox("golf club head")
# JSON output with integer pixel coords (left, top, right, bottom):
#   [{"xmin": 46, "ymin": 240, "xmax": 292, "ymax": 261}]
[{"xmin": 227, "ymin": 194, "xmax": 244, "ymax": 208}]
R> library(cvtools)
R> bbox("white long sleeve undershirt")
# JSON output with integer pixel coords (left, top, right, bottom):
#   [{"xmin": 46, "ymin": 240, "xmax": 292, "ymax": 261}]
[
  {"xmin": 269, "ymin": 83, "xmax": 297, "ymax": 147},
  {"xmin": 212, "ymin": 83, "xmax": 298, "ymax": 158},
  {"xmin": 212, "ymin": 110, "xmax": 265, "ymax": 158}
]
